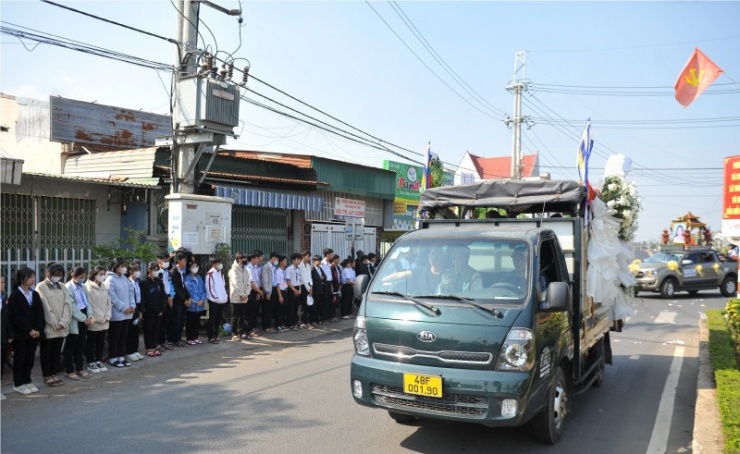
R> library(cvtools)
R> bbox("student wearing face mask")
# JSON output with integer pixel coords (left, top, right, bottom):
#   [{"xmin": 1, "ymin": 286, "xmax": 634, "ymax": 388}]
[
  {"xmin": 6, "ymin": 267, "xmax": 44, "ymax": 395},
  {"xmin": 184, "ymin": 260, "xmax": 206, "ymax": 345},
  {"xmin": 125, "ymin": 263, "xmax": 144, "ymax": 363},
  {"xmin": 63, "ymin": 267, "xmax": 94, "ymax": 380},
  {"xmin": 205, "ymin": 256, "xmax": 228, "ymax": 343},
  {"xmin": 229, "ymin": 252, "xmax": 251, "ymax": 340},
  {"xmin": 104, "ymin": 257, "xmax": 136, "ymax": 368},
  {"xmin": 156, "ymin": 252, "xmax": 174, "ymax": 350},
  {"xmin": 140, "ymin": 262, "xmax": 166, "ymax": 357},
  {"xmin": 36, "ymin": 263, "xmax": 72, "ymax": 387},
  {"xmin": 84, "ymin": 266, "xmax": 112, "ymax": 373},
  {"xmin": 260, "ymin": 252, "xmax": 279, "ymax": 332}
]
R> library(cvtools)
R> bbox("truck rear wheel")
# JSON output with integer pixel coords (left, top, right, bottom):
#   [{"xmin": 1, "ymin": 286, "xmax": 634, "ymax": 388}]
[
  {"xmin": 388, "ymin": 411, "xmax": 416, "ymax": 424},
  {"xmin": 660, "ymin": 278, "xmax": 677, "ymax": 299},
  {"xmin": 720, "ymin": 276, "xmax": 737, "ymax": 297},
  {"xmin": 532, "ymin": 367, "xmax": 568, "ymax": 444}
]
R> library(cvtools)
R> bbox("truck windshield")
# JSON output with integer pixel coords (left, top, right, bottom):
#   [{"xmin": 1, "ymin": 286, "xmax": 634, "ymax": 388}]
[
  {"xmin": 643, "ymin": 252, "xmax": 681, "ymax": 264},
  {"xmin": 371, "ymin": 238, "xmax": 530, "ymax": 305}
]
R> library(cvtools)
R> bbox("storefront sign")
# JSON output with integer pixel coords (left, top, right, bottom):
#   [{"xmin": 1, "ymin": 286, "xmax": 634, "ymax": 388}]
[
  {"xmin": 724, "ymin": 155, "xmax": 740, "ymax": 220},
  {"xmin": 334, "ymin": 197, "xmax": 365, "ymax": 218}
]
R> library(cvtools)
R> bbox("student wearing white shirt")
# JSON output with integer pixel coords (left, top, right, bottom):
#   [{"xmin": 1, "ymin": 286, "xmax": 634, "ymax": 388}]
[
  {"xmin": 205, "ymin": 256, "xmax": 228, "ymax": 343},
  {"xmin": 298, "ymin": 251, "xmax": 313, "ymax": 328},
  {"xmin": 340, "ymin": 258, "xmax": 356, "ymax": 318},
  {"xmin": 285, "ymin": 253, "xmax": 303, "ymax": 331},
  {"xmin": 274, "ymin": 255, "xmax": 289, "ymax": 331},
  {"xmin": 320, "ymin": 248, "xmax": 334, "ymax": 323}
]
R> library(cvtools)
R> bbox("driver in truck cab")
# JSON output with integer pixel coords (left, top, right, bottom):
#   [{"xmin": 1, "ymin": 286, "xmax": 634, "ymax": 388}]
[{"xmin": 437, "ymin": 245, "xmax": 482, "ymax": 294}]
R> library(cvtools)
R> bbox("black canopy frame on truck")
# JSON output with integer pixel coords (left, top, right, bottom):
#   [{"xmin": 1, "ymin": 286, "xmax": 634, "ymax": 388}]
[{"xmin": 419, "ymin": 179, "xmax": 611, "ymax": 391}]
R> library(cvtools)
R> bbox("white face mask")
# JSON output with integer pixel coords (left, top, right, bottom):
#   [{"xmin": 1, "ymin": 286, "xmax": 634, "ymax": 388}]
[
  {"xmin": 76, "ymin": 277, "xmax": 86, "ymax": 284},
  {"xmin": 161, "ymin": 262, "xmax": 170, "ymax": 270},
  {"xmin": 50, "ymin": 276, "xmax": 62, "ymax": 283},
  {"xmin": 150, "ymin": 271, "xmax": 159, "ymax": 279},
  {"xmin": 96, "ymin": 274, "xmax": 105, "ymax": 283},
  {"xmin": 119, "ymin": 267, "xmax": 128, "ymax": 275},
  {"xmin": 191, "ymin": 267, "xmax": 199, "ymax": 274},
  {"xmin": 216, "ymin": 263, "xmax": 223, "ymax": 270},
  {"xmin": 133, "ymin": 271, "xmax": 141, "ymax": 279}
]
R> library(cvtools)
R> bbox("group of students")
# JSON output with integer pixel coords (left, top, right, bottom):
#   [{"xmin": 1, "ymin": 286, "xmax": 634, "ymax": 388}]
[
  {"xmin": 1, "ymin": 247, "xmax": 378, "ymax": 396},
  {"xmin": 226, "ymin": 248, "xmax": 377, "ymax": 340}
]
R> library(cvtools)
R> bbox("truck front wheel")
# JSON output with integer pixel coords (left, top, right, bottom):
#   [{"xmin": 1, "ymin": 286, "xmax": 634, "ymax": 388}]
[
  {"xmin": 660, "ymin": 278, "xmax": 677, "ymax": 299},
  {"xmin": 720, "ymin": 276, "xmax": 737, "ymax": 297},
  {"xmin": 388, "ymin": 411, "xmax": 417, "ymax": 424},
  {"xmin": 533, "ymin": 367, "xmax": 569, "ymax": 444}
]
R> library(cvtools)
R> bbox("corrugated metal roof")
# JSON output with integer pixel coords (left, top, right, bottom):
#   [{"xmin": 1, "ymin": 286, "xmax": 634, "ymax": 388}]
[
  {"xmin": 312, "ymin": 158, "xmax": 396, "ymax": 200},
  {"xmin": 214, "ymin": 185, "xmax": 323, "ymax": 212},
  {"xmin": 25, "ymin": 172, "xmax": 161, "ymax": 188},
  {"xmin": 221, "ymin": 150, "xmax": 313, "ymax": 168},
  {"xmin": 63, "ymin": 148, "xmax": 160, "ymax": 179},
  {"xmin": 204, "ymin": 170, "xmax": 329, "ymax": 187}
]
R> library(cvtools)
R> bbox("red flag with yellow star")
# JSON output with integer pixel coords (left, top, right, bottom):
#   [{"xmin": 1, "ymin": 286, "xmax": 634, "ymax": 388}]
[{"xmin": 674, "ymin": 48, "xmax": 723, "ymax": 107}]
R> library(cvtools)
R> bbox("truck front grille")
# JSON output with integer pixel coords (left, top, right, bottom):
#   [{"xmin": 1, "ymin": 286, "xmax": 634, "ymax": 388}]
[
  {"xmin": 371, "ymin": 384, "xmax": 488, "ymax": 418},
  {"xmin": 373, "ymin": 343, "xmax": 493, "ymax": 365}
]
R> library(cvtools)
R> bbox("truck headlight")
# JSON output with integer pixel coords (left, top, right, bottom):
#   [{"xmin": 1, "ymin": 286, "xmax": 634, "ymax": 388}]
[
  {"xmin": 496, "ymin": 328, "xmax": 535, "ymax": 372},
  {"xmin": 644, "ymin": 270, "xmax": 655, "ymax": 276},
  {"xmin": 353, "ymin": 315, "xmax": 370, "ymax": 356}
]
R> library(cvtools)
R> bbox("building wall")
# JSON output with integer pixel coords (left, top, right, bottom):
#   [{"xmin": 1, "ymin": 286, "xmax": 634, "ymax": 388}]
[
  {"xmin": 0, "ymin": 94, "xmax": 63, "ymax": 175},
  {"xmin": 455, "ymin": 152, "xmax": 479, "ymax": 185},
  {"xmin": 2, "ymin": 174, "xmax": 126, "ymax": 246}
]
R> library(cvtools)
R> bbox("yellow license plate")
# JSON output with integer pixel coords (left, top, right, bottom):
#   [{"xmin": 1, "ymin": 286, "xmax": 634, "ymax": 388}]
[{"xmin": 403, "ymin": 373, "xmax": 443, "ymax": 398}]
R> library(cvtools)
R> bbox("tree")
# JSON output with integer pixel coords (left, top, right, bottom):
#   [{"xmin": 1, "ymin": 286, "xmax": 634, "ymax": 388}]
[{"xmin": 430, "ymin": 157, "xmax": 444, "ymax": 188}]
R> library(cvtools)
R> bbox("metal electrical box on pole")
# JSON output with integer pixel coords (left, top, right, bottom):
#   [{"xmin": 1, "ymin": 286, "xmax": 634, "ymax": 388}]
[{"xmin": 506, "ymin": 51, "xmax": 528, "ymax": 180}]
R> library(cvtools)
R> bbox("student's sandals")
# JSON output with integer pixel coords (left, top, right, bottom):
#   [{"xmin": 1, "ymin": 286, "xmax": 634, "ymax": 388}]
[
  {"xmin": 146, "ymin": 350, "xmax": 157, "ymax": 357},
  {"xmin": 45, "ymin": 376, "xmax": 64, "ymax": 387}
]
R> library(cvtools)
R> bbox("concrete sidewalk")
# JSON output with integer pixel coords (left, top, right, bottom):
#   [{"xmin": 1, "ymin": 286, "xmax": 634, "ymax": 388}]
[
  {"xmin": 0, "ymin": 318, "xmax": 357, "ymax": 398},
  {"xmin": 692, "ymin": 313, "xmax": 724, "ymax": 453}
]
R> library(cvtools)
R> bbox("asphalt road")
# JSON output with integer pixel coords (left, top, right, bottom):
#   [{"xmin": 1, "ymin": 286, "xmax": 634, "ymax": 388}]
[{"xmin": 0, "ymin": 290, "xmax": 729, "ymax": 454}]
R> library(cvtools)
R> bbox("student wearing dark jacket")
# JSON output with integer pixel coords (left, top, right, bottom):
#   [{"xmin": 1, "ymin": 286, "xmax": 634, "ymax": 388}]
[
  {"xmin": 6, "ymin": 267, "xmax": 45, "ymax": 395},
  {"xmin": 140, "ymin": 262, "xmax": 167, "ymax": 357},
  {"xmin": 168, "ymin": 251, "xmax": 192, "ymax": 346},
  {"xmin": 309, "ymin": 256, "xmax": 325, "ymax": 327}
]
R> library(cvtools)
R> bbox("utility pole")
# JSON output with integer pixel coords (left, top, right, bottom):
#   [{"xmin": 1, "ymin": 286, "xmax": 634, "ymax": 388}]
[
  {"xmin": 506, "ymin": 51, "xmax": 528, "ymax": 180},
  {"xmin": 169, "ymin": 0, "xmax": 241, "ymax": 194},
  {"xmin": 173, "ymin": 0, "xmax": 200, "ymax": 194}
]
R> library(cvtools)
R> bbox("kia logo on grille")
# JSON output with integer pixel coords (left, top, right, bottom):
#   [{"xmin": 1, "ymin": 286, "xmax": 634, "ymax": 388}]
[{"xmin": 417, "ymin": 331, "xmax": 437, "ymax": 342}]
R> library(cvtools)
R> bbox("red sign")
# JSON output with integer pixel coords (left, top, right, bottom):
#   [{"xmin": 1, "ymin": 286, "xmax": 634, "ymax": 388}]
[{"xmin": 723, "ymin": 155, "xmax": 740, "ymax": 219}]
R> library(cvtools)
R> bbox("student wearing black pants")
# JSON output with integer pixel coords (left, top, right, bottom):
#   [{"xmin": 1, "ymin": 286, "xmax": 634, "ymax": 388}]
[
  {"xmin": 168, "ymin": 252, "xmax": 192, "ymax": 346},
  {"xmin": 205, "ymin": 257, "xmax": 228, "ymax": 343},
  {"xmin": 140, "ymin": 261, "xmax": 166, "ymax": 356},
  {"xmin": 6, "ymin": 267, "xmax": 44, "ymax": 394},
  {"xmin": 37, "ymin": 263, "xmax": 73, "ymax": 386}
]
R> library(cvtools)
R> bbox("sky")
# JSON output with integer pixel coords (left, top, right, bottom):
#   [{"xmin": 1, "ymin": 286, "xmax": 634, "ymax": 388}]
[{"xmin": 1, "ymin": 1, "xmax": 738, "ymax": 243}]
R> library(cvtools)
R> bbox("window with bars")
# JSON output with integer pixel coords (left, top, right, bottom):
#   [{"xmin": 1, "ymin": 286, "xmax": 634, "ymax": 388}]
[{"xmin": 1, "ymin": 193, "xmax": 95, "ymax": 252}]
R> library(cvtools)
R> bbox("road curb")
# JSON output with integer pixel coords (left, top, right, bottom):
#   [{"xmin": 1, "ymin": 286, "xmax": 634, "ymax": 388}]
[{"xmin": 693, "ymin": 313, "xmax": 724, "ymax": 453}]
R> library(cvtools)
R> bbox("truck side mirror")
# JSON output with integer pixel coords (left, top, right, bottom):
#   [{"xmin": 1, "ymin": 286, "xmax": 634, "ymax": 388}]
[
  {"xmin": 354, "ymin": 274, "xmax": 370, "ymax": 300},
  {"xmin": 541, "ymin": 282, "xmax": 570, "ymax": 312}
]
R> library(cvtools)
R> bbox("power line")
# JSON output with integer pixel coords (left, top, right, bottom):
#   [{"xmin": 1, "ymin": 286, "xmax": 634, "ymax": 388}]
[
  {"xmin": 39, "ymin": 0, "xmax": 178, "ymax": 45},
  {"xmin": 364, "ymin": 1, "xmax": 505, "ymax": 122},
  {"xmin": 387, "ymin": 0, "xmax": 507, "ymax": 118},
  {"xmin": 0, "ymin": 22, "xmax": 173, "ymax": 71}
]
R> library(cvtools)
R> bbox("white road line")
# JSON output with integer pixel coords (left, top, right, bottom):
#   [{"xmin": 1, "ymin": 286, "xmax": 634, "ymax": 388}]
[
  {"xmin": 645, "ymin": 345, "xmax": 685, "ymax": 454},
  {"xmin": 654, "ymin": 311, "xmax": 677, "ymax": 324}
]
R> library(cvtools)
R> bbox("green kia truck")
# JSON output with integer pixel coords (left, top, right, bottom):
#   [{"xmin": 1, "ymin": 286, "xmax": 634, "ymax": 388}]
[{"xmin": 350, "ymin": 180, "xmax": 617, "ymax": 444}]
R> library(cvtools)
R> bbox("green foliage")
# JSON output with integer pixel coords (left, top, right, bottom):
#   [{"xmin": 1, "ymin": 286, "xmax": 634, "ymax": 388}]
[
  {"xmin": 214, "ymin": 242, "xmax": 232, "ymax": 265},
  {"xmin": 706, "ymin": 309, "xmax": 740, "ymax": 452},
  {"xmin": 93, "ymin": 227, "xmax": 157, "ymax": 267},
  {"xmin": 430, "ymin": 158, "xmax": 444, "ymax": 188},
  {"xmin": 727, "ymin": 299, "xmax": 740, "ymax": 342}
]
